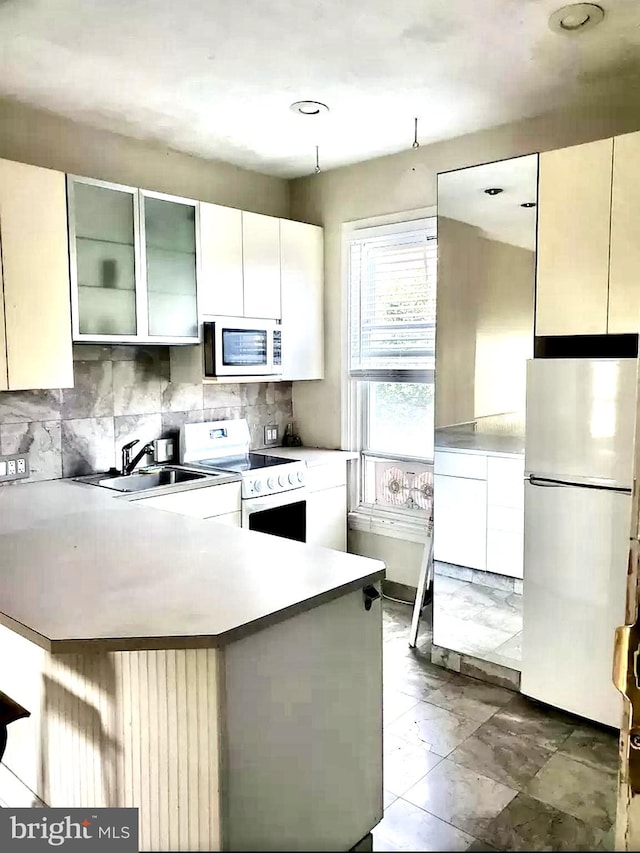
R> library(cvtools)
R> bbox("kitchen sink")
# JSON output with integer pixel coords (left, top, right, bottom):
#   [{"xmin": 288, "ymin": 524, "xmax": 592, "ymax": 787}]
[{"xmin": 77, "ymin": 466, "xmax": 208, "ymax": 493}]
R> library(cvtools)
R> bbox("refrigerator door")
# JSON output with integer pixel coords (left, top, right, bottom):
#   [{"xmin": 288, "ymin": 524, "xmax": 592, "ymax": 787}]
[
  {"xmin": 521, "ymin": 479, "xmax": 630, "ymax": 727},
  {"xmin": 525, "ymin": 358, "xmax": 637, "ymax": 488}
]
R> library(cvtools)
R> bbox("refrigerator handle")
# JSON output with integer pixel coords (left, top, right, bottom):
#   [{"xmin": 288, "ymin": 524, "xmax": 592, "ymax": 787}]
[{"xmin": 529, "ymin": 476, "xmax": 568, "ymax": 488}]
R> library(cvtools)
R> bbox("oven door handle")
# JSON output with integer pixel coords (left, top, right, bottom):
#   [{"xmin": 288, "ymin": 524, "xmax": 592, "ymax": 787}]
[{"xmin": 242, "ymin": 487, "xmax": 308, "ymax": 515}]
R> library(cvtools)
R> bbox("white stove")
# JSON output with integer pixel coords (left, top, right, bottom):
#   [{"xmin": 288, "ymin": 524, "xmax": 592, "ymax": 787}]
[{"xmin": 179, "ymin": 419, "xmax": 306, "ymax": 499}]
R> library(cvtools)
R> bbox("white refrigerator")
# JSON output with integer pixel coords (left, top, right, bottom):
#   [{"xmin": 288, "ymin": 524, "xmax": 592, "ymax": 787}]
[{"xmin": 522, "ymin": 357, "xmax": 637, "ymax": 728}]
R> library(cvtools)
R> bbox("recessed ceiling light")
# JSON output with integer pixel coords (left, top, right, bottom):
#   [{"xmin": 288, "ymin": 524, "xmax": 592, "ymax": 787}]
[
  {"xmin": 549, "ymin": 3, "xmax": 605, "ymax": 34},
  {"xmin": 521, "ymin": 202, "xmax": 537, "ymax": 208},
  {"xmin": 484, "ymin": 187, "xmax": 504, "ymax": 195},
  {"xmin": 290, "ymin": 101, "xmax": 329, "ymax": 116}
]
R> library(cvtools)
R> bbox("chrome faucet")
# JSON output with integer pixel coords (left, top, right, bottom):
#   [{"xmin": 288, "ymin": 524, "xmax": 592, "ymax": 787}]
[{"xmin": 120, "ymin": 439, "xmax": 155, "ymax": 475}]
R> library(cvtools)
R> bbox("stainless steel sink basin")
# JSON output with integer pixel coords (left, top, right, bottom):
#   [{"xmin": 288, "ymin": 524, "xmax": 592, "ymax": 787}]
[{"xmin": 77, "ymin": 466, "xmax": 208, "ymax": 493}]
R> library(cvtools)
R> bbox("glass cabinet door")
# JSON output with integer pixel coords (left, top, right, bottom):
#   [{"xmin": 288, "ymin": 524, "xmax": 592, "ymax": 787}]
[
  {"xmin": 142, "ymin": 194, "xmax": 198, "ymax": 339},
  {"xmin": 71, "ymin": 180, "xmax": 138, "ymax": 337}
]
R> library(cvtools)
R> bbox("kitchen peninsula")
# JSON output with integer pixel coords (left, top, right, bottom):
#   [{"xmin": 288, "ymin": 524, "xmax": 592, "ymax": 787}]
[{"xmin": 0, "ymin": 479, "xmax": 384, "ymax": 851}]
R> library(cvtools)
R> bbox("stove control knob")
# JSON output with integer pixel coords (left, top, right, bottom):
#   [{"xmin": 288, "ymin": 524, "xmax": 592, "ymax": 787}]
[
  {"xmin": 297, "ymin": 471, "xmax": 304, "ymax": 483},
  {"xmin": 288, "ymin": 473, "xmax": 296, "ymax": 485},
  {"xmin": 267, "ymin": 477, "xmax": 275, "ymax": 490},
  {"xmin": 253, "ymin": 479, "xmax": 263, "ymax": 493},
  {"xmin": 278, "ymin": 475, "xmax": 286, "ymax": 487}
]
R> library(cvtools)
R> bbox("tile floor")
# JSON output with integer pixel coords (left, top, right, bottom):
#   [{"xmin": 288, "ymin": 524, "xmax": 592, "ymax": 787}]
[
  {"xmin": 433, "ymin": 574, "xmax": 523, "ymax": 670},
  {"xmin": 375, "ymin": 598, "xmax": 619, "ymax": 851}
]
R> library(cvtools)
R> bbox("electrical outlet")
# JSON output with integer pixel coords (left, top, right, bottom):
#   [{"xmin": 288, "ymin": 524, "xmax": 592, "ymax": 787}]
[
  {"xmin": 0, "ymin": 454, "xmax": 29, "ymax": 482},
  {"xmin": 263, "ymin": 424, "xmax": 279, "ymax": 446}
]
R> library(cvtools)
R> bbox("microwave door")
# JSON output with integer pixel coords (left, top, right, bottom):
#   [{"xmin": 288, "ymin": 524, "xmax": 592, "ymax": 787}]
[{"xmin": 216, "ymin": 325, "xmax": 271, "ymax": 376}]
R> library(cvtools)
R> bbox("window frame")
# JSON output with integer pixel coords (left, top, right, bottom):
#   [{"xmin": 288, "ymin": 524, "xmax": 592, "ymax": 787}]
[{"xmin": 342, "ymin": 208, "xmax": 437, "ymax": 539}]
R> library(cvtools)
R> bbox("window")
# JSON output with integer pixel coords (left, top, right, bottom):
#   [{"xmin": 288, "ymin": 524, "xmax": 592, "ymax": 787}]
[{"xmin": 347, "ymin": 217, "xmax": 437, "ymax": 531}]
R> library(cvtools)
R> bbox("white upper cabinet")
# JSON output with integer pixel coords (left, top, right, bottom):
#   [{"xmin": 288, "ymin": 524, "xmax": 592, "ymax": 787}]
[
  {"xmin": 0, "ymin": 159, "xmax": 73, "ymax": 390},
  {"xmin": 280, "ymin": 219, "xmax": 324, "ymax": 380},
  {"xmin": 68, "ymin": 176, "xmax": 199, "ymax": 344},
  {"xmin": 242, "ymin": 211, "xmax": 281, "ymax": 319},
  {"xmin": 609, "ymin": 130, "xmax": 640, "ymax": 335},
  {"xmin": 199, "ymin": 202, "xmax": 244, "ymax": 317},
  {"xmin": 536, "ymin": 138, "xmax": 613, "ymax": 337}
]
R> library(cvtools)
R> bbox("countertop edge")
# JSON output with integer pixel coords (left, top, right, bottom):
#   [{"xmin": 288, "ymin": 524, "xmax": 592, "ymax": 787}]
[{"xmin": 5, "ymin": 566, "xmax": 386, "ymax": 655}]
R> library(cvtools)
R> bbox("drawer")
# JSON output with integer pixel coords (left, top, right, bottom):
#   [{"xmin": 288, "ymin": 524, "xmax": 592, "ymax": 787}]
[
  {"xmin": 135, "ymin": 482, "xmax": 241, "ymax": 518},
  {"xmin": 487, "ymin": 528, "xmax": 524, "ymax": 578},
  {"xmin": 434, "ymin": 450, "xmax": 487, "ymax": 480},
  {"xmin": 305, "ymin": 461, "xmax": 347, "ymax": 492},
  {"xmin": 487, "ymin": 504, "xmax": 524, "ymax": 534},
  {"xmin": 487, "ymin": 456, "xmax": 525, "ymax": 508}
]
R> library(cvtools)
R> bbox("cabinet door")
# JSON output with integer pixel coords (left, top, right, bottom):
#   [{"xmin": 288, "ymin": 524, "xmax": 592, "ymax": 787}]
[
  {"xmin": 242, "ymin": 211, "xmax": 281, "ymax": 319},
  {"xmin": 134, "ymin": 483, "xmax": 241, "ymax": 517},
  {"xmin": 0, "ymin": 254, "xmax": 7, "ymax": 391},
  {"xmin": 433, "ymin": 474, "xmax": 487, "ymax": 570},
  {"xmin": 69, "ymin": 177, "xmax": 139, "ymax": 340},
  {"xmin": 0, "ymin": 160, "xmax": 73, "ymax": 389},
  {"xmin": 306, "ymin": 486, "xmax": 347, "ymax": 551},
  {"xmin": 142, "ymin": 192, "xmax": 199, "ymax": 340},
  {"xmin": 199, "ymin": 202, "xmax": 243, "ymax": 317},
  {"xmin": 536, "ymin": 139, "xmax": 613, "ymax": 336},
  {"xmin": 280, "ymin": 219, "xmax": 324, "ymax": 380},
  {"xmin": 609, "ymin": 131, "xmax": 640, "ymax": 334}
]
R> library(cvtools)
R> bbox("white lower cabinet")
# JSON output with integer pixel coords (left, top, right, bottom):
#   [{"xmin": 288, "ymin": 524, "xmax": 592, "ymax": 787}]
[
  {"xmin": 433, "ymin": 473, "xmax": 487, "ymax": 570},
  {"xmin": 434, "ymin": 450, "xmax": 524, "ymax": 578},
  {"xmin": 305, "ymin": 460, "xmax": 348, "ymax": 551},
  {"xmin": 306, "ymin": 486, "xmax": 347, "ymax": 551}
]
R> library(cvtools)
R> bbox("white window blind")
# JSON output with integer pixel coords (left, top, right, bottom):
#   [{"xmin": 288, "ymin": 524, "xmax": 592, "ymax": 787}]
[{"xmin": 349, "ymin": 219, "xmax": 437, "ymax": 383}]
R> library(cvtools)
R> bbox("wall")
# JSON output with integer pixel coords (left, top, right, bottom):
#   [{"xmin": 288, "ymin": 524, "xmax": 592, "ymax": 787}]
[
  {"xmin": 0, "ymin": 97, "xmax": 290, "ymax": 217},
  {"xmin": 290, "ymin": 100, "xmax": 640, "ymax": 583},
  {"xmin": 0, "ymin": 346, "xmax": 293, "ymax": 483}
]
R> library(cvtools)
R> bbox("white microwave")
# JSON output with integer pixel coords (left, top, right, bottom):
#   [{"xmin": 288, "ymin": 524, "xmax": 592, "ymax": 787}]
[{"xmin": 203, "ymin": 318, "xmax": 283, "ymax": 377}]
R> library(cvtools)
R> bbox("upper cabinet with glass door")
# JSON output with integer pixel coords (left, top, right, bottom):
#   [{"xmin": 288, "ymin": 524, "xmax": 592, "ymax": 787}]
[{"xmin": 68, "ymin": 176, "xmax": 199, "ymax": 344}]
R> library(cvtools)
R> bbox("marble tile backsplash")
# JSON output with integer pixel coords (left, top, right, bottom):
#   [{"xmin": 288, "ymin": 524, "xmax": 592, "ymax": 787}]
[{"xmin": 0, "ymin": 345, "xmax": 293, "ymax": 483}]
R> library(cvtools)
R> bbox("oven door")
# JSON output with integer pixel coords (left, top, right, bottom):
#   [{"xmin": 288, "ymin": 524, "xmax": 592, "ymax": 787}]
[{"xmin": 242, "ymin": 488, "xmax": 307, "ymax": 543}]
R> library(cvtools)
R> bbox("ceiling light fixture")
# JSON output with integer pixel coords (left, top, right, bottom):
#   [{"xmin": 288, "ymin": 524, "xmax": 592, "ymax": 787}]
[
  {"xmin": 315, "ymin": 145, "xmax": 321, "ymax": 175},
  {"xmin": 521, "ymin": 202, "xmax": 537, "ymax": 208},
  {"xmin": 484, "ymin": 187, "xmax": 504, "ymax": 195},
  {"xmin": 412, "ymin": 117, "xmax": 420, "ymax": 149},
  {"xmin": 548, "ymin": 3, "xmax": 605, "ymax": 34},
  {"xmin": 290, "ymin": 100, "xmax": 329, "ymax": 116}
]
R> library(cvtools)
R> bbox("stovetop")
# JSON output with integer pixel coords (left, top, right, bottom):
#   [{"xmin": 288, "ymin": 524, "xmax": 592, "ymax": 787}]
[{"xmin": 195, "ymin": 453, "xmax": 293, "ymax": 473}]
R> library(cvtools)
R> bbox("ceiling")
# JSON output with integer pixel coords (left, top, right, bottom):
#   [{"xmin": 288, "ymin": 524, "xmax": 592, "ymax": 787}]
[
  {"xmin": 438, "ymin": 155, "xmax": 539, "ymax": 250},
  {"xmin": 0, "ymin": 0, "xmax": 639, "ymax": 178}
]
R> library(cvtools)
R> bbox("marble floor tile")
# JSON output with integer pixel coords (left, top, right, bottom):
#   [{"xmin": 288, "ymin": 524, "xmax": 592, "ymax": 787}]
[
  {"xmin": 558, "ymin": 724, "xmax": 619, "ymax": 775},
  {"xmin": 384, "ymin": 690, "xmax": 420, "ymax": 726},
  {"xmin": 383, "ymin": 790, "xmax": 398, "ymax": 810},
  {"xmin": 470, "ymin": 605, "xmax": 522, "ymax": 637},
  {"xmin": 373, "ymin": 797, "xmax": 475, "ymax": 852},
  {"xmin": 383, "ymin": 733, "xmax": 443, "ymax": 797},
  {"xmin": 489, "ymin": 694, "xmax": 576, "ymax": 751},
  {"xmin": 466, "ymin": 840, "xmax": 499, "ymax": 852},
  {"xmin": 425, "ymin": 674, "xmax": 514, "ymax": 723},
  {"xmin": 448, "ymin": 718, "xmax": 555, "ymax": 790},
  {"xmin": 434, "ymin": 614, "xmax": 513, "ymax": 658},
  {"xmin": 490, "ymin": 632, "xmax": 522, "ymax": 661},
  {"xmin": 402, "ymin": 758, "xmax": 517, "ymax": 840},
  {"xmin": 524, "ymin": 752, "xmax": 617, "ymax": 829},
  {"xmin": 434, "ymin": 575, "xmax": 470, "ymax": 596},
  {"xmin": 387, "ymin": 701, "xmax": 483, "ymax": 757},
  {"xmin": 480, "ymin": 792, "xmax": 609, "ymax": 851}
]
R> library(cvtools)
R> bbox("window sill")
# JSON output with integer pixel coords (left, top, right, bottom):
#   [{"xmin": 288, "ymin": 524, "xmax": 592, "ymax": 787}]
[{"xmin": 348, "ymin": 508, "xmax": 430, "ymax": 543}]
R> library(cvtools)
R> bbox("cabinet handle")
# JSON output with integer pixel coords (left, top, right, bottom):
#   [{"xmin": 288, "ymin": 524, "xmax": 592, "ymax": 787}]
[{"xmin": 362, "ymin": 585, "xmax": 381, "ymax": 611}]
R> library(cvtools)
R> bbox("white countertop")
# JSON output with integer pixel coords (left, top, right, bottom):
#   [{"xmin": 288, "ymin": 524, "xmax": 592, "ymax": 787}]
[
  {"xmin": 0, "ymin": 479, "xmax": 384, "ymax": 654},
  {"xmin": 256, "ymin": 447, "xmax": 359, "ymax": 466}
]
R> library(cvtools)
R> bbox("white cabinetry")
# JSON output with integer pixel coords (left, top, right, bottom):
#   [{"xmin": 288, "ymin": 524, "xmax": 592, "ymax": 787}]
[
  {"xmin": 199, "ymin": 203, "xmax": 244, "ymax": 317},
  {"xmin": 433, "ymin": 453, "xmax": 487, "ymax": 570},
  {"xmin": 0, "ymin": 159, "xmax": 73, "ymax": 390},
  {"xmin": 242, "ymin": 211, "xmax": 281, "ymax": 319},
  {"xmin": 135, "ymin": 482, "xmax": 241, "ymax": 524},
  {"xmin": 305, "ymin": 461, "xmax": 348, "ymax": 551},
  {"xmin": 609, "ymin": 130, "xmax": 640, "ymax": 334},
  {"xmin": 280, "ymin": 219, "xmax": 324, "ymax": 380},
  {"xmin": 434, "ymin": 449, "xmax": 524, "ymax": 577}
]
